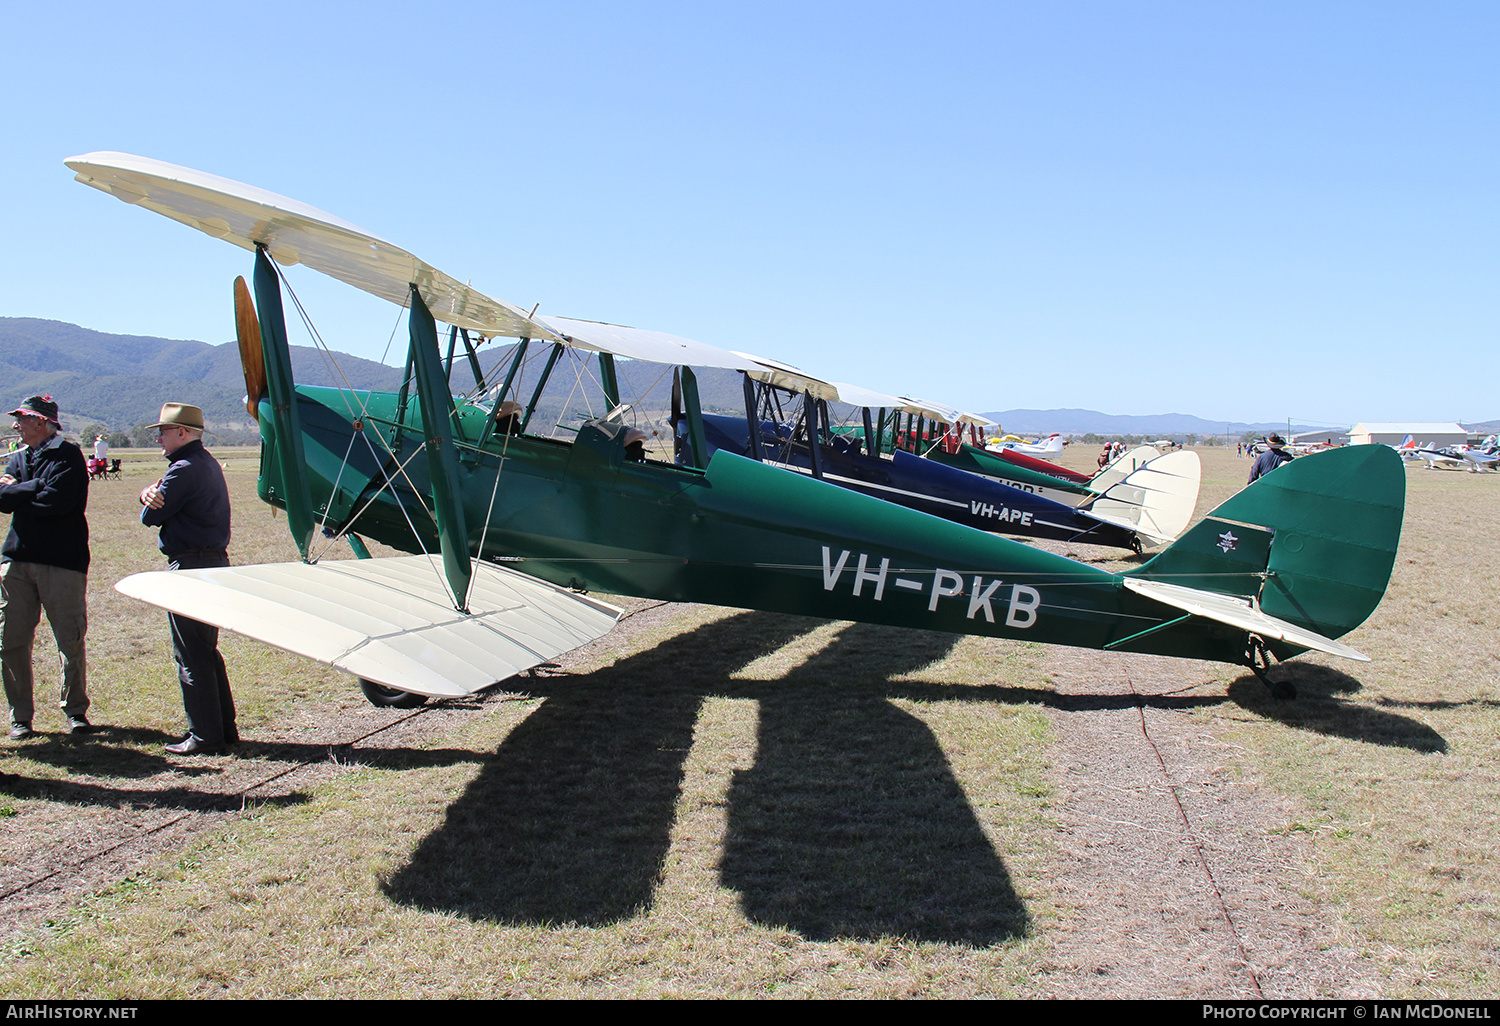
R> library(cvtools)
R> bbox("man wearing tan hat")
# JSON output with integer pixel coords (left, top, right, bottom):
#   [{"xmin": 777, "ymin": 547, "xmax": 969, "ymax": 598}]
[
  {"xmin": 0, "ymin": 395, "xmax": 91, "ymax": 740},
  {"xmin": 139, "ymin": 402, "xmax": 235, "ymax": 756}
]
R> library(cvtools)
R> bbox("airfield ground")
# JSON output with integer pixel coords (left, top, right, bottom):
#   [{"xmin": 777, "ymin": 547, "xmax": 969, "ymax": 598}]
[{"xmin": 0, "ymin": 443, "xmax": 1495, "ymax": 998}]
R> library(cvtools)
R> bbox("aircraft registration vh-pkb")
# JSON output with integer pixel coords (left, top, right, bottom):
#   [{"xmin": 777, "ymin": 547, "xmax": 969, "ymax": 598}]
[{"xmin": 66, "ymin": 152, "xmax": 1405, "ymax": 704}]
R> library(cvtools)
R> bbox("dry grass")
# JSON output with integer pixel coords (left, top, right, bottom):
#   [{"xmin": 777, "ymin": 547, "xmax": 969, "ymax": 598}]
[
  {"xmin": 3, "ymin": 441, "xmax": 1498, "ymax": 997},
  {"xmin": 5, "ymin": 606, "xmax": 1056, "ymax": 997},
  {"xmin": 1041, "ymin": 444, "xmax": 1500, "ymax": 996},
  {"xmin": 1203, "ymin": 454, "xmax": 1500, "ymax": 995}
]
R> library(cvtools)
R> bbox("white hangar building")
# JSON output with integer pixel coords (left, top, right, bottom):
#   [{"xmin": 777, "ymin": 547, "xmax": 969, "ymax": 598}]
[{"xmin": 1348, "ymin": 422, "xmax": 1467, "ymax": 447}]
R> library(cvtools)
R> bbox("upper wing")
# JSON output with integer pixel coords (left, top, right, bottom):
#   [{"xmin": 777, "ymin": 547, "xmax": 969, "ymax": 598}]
[
  {"xmin": 66, "ymin": 151, "xmax": 562, "ymax": 342},
  {"xmin": 115, "ymin": 555, "xmax": 622, "ymax": 697}
]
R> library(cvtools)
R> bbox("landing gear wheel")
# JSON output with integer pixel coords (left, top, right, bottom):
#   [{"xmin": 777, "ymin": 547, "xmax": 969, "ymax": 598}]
[
  {"xmin": 1245, "ymin": 635, "xmax": 1296, "ymax": 700},
  {"xmin": 359, "ymin": 678, "xmax": 427, "ymax": 709}
]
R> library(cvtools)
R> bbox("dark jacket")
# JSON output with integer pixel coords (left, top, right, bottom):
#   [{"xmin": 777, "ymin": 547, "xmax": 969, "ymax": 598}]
[
  {"xmin": 141, "ymin": 440, "xmax": 231, "ymax": 556},
  {"xmin": 0, "ymin": 434, "xmax": 90, "ymax": 573},
  {"xmin": 1247, "ymin": 447, "xmax": 1294, "ymax": 484}
]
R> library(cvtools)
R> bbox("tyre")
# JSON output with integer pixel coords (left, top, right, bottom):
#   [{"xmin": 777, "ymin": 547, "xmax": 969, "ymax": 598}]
[{"xmin": 358, "ymin": 678, "xmax": 428, "ymax": 709}]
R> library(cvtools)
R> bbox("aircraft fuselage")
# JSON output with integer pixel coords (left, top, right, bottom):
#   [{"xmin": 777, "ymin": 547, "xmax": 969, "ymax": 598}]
[{"xmin": 266, "ymin": 385, "xmax": 1249, "ymax": 663}]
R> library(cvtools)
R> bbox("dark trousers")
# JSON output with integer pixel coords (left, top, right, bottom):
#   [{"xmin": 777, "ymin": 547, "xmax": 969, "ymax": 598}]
[{"xmin": 168, "ymin": 552, "xmax": 235, "ymax": 744}]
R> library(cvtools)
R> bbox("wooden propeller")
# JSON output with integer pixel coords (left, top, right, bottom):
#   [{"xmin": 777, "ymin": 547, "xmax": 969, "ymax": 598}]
[{"xmin": 234, "ymin": 276, "xmax": 267, "ymax": 418}]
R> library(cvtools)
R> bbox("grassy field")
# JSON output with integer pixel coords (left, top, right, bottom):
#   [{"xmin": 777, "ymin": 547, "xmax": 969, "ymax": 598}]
[
  {"xmin": 1, "ymin": 442, "xmax": 1497, "ymax": 997},
  {"xmin": 1208, "ymin": 454, "xmax": 1500, "ymax": 994}
]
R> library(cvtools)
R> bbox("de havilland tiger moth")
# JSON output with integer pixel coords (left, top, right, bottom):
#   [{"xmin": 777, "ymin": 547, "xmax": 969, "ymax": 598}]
[
  {"xmin": 690, "ymin": 367, "xmax": 1198, "ymax": 554},
  {"xmin": 67, "ymin": 152, "xmax": 1406, "ymax": 703}
]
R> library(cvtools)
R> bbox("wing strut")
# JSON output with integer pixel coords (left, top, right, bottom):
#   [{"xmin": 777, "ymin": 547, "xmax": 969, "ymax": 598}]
[
  {"xmin": 741, "ymin": 374, "xmax": 762, "ymax": 461},
  {"xmin": 253, "ymin": 247, "xmax": 317, "ymax": 562},
  {"xmin": 598, "ymin": 352, "xmax": 621, "ymax": 410},
  {"xmin": 679, "ymin": 367, "xmax": 708, "ymax": 470},
  {"xmin": 407, "ymin": 286, "xmax": 473, "ymax": 612}
]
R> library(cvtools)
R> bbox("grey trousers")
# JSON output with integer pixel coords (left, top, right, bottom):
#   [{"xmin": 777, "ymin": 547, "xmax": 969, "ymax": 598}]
[{"xmin": 1, "ymin": 561, "xmax": 88, "ymax": 726}]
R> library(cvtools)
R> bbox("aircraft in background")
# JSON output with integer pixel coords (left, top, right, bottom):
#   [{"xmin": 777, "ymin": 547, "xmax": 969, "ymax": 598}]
[
  {"xmin": 691, "ymin": 373, "xmax": 1190, "ymax": 554},
  {"xmin": 923, "ymin": 437, "xmax": 1197, "ymax": 523},
  {"xmin": 1410, "ymin": 445, "xmax": 1477, "ymax": 471},
  {"xmin": 987, "ymin": 433, "xmax": 1065, "ymax": 456}
]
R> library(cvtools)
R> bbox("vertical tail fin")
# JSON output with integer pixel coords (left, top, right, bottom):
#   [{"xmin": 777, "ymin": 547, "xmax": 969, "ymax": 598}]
[{"xmin": 1129, "ymin": 444, "xmax": 1405, "ymax": 641}]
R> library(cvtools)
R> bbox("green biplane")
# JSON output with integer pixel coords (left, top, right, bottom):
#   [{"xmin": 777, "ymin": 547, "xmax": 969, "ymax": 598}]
[{"xmin": 68, "ymin": 153, "xmax": 1405, "ymax": 704}]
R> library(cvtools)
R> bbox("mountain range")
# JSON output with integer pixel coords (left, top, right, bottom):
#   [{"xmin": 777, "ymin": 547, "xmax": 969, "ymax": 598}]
[
  {"xmin": 4, "ymin": 318, "xmax": 1492, "ymax": 440},
  {"xmin": 0, "ymin": 317, "xmax": 402, "ymax": 433},
  {"xmin": 0, "ymin": 317, "xmax": 748, "ymax": 440},
  {"xmin": 985, "ymin": 408, "xmax": 1500, "ymax": 438},
  {"xmin": 984, "ymin": 408, "xmax": 1330, "ymax": 438}
]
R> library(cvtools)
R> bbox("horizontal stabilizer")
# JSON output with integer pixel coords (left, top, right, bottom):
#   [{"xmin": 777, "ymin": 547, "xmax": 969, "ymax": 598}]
[
  {"xmin": 115, "ymin": 555, "xmax": 621, "ymax": 698},
  {"xmin": 1123, "ymin": 578, "xmax": 1369, "ymax": 662}
]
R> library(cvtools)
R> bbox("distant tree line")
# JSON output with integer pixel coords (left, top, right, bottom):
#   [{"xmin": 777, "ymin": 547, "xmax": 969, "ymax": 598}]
[
  {"xmin": 1074, "ymin": 432, "xmax": 1221, "ymax": 446},
  {"xmin": 75, "ymin": 422, "xmax": 262, "ymax": 449}
]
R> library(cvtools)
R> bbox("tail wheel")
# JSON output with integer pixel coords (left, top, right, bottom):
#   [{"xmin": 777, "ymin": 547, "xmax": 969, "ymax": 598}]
[
  {"xmin": 1245, "ymin": 635, "xmax": 1296, "ymax": 700},
  {"xmin": 358, "ymin": 678, "xmax": 428, "ymax": 709}
]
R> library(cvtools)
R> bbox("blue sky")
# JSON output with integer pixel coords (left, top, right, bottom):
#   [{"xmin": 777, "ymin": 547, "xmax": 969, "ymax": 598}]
[{"xmin": 4, "ymin": 1, "xmax": 1495, "ymax": 425}]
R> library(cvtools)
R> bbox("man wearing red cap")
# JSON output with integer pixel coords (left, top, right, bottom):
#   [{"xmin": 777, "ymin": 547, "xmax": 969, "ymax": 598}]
[{"xmin": 0, "ymin": 395, "xmax": 91, "ymax": 740}]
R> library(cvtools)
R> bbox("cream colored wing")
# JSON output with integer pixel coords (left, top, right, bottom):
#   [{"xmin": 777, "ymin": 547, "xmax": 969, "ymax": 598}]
[
  {"xmin": 115, "ymin": 555, "xmax": 621, "ymax": 698},
  {"xmin": 66, "ymin": 151, "xmax": 560, "ymax": 342}
]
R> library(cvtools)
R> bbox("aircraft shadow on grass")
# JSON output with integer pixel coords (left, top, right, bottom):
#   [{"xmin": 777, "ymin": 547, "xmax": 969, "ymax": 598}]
[
  {"xmin": 381, "ymin": 616, "xmax": 1447, "ymax": 936},
  {"xmin": 716, "ymin": 621, "xmax": 1029, "ymax": 945},
  {"xmin": 383, "ymin": 610, "xmax": 1030, "ymax": 945},
  {"xmin": 1227, "ymin": 664, "xmax": 1448, "ymax": 754},
  {"xmin": 878, "ymin": 666, "xmax": 1447, "ymax": 755}
]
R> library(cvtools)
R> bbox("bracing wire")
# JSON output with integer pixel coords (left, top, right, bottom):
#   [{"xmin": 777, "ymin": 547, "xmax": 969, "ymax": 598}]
[
  {"xmin": 462, "ymin": 421, "xmax": 518, "ymax": 610},
  {"xmin": 548, "ymin": 350, "xmax": 594, "ymax": 437},
  {"xmin": 306, "ymin": 430, "xmax": 441, "ymax": 565},
  {"xmin": 313, "ymin": 428, "xmax": 362, "ymax": 540},
  {"xmin": 274, "ymin": 265, "xmax": 374, "ymax": 425},
  {"xmin": 259, "ymin": 265, "xmax": 449, "ymax": 567}
]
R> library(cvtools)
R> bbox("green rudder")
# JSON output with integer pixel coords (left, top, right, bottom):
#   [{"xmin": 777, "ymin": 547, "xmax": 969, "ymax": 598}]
[{"xmin": 1129, "ymin": 444, "xmax": 1405, "ymax": 641}]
